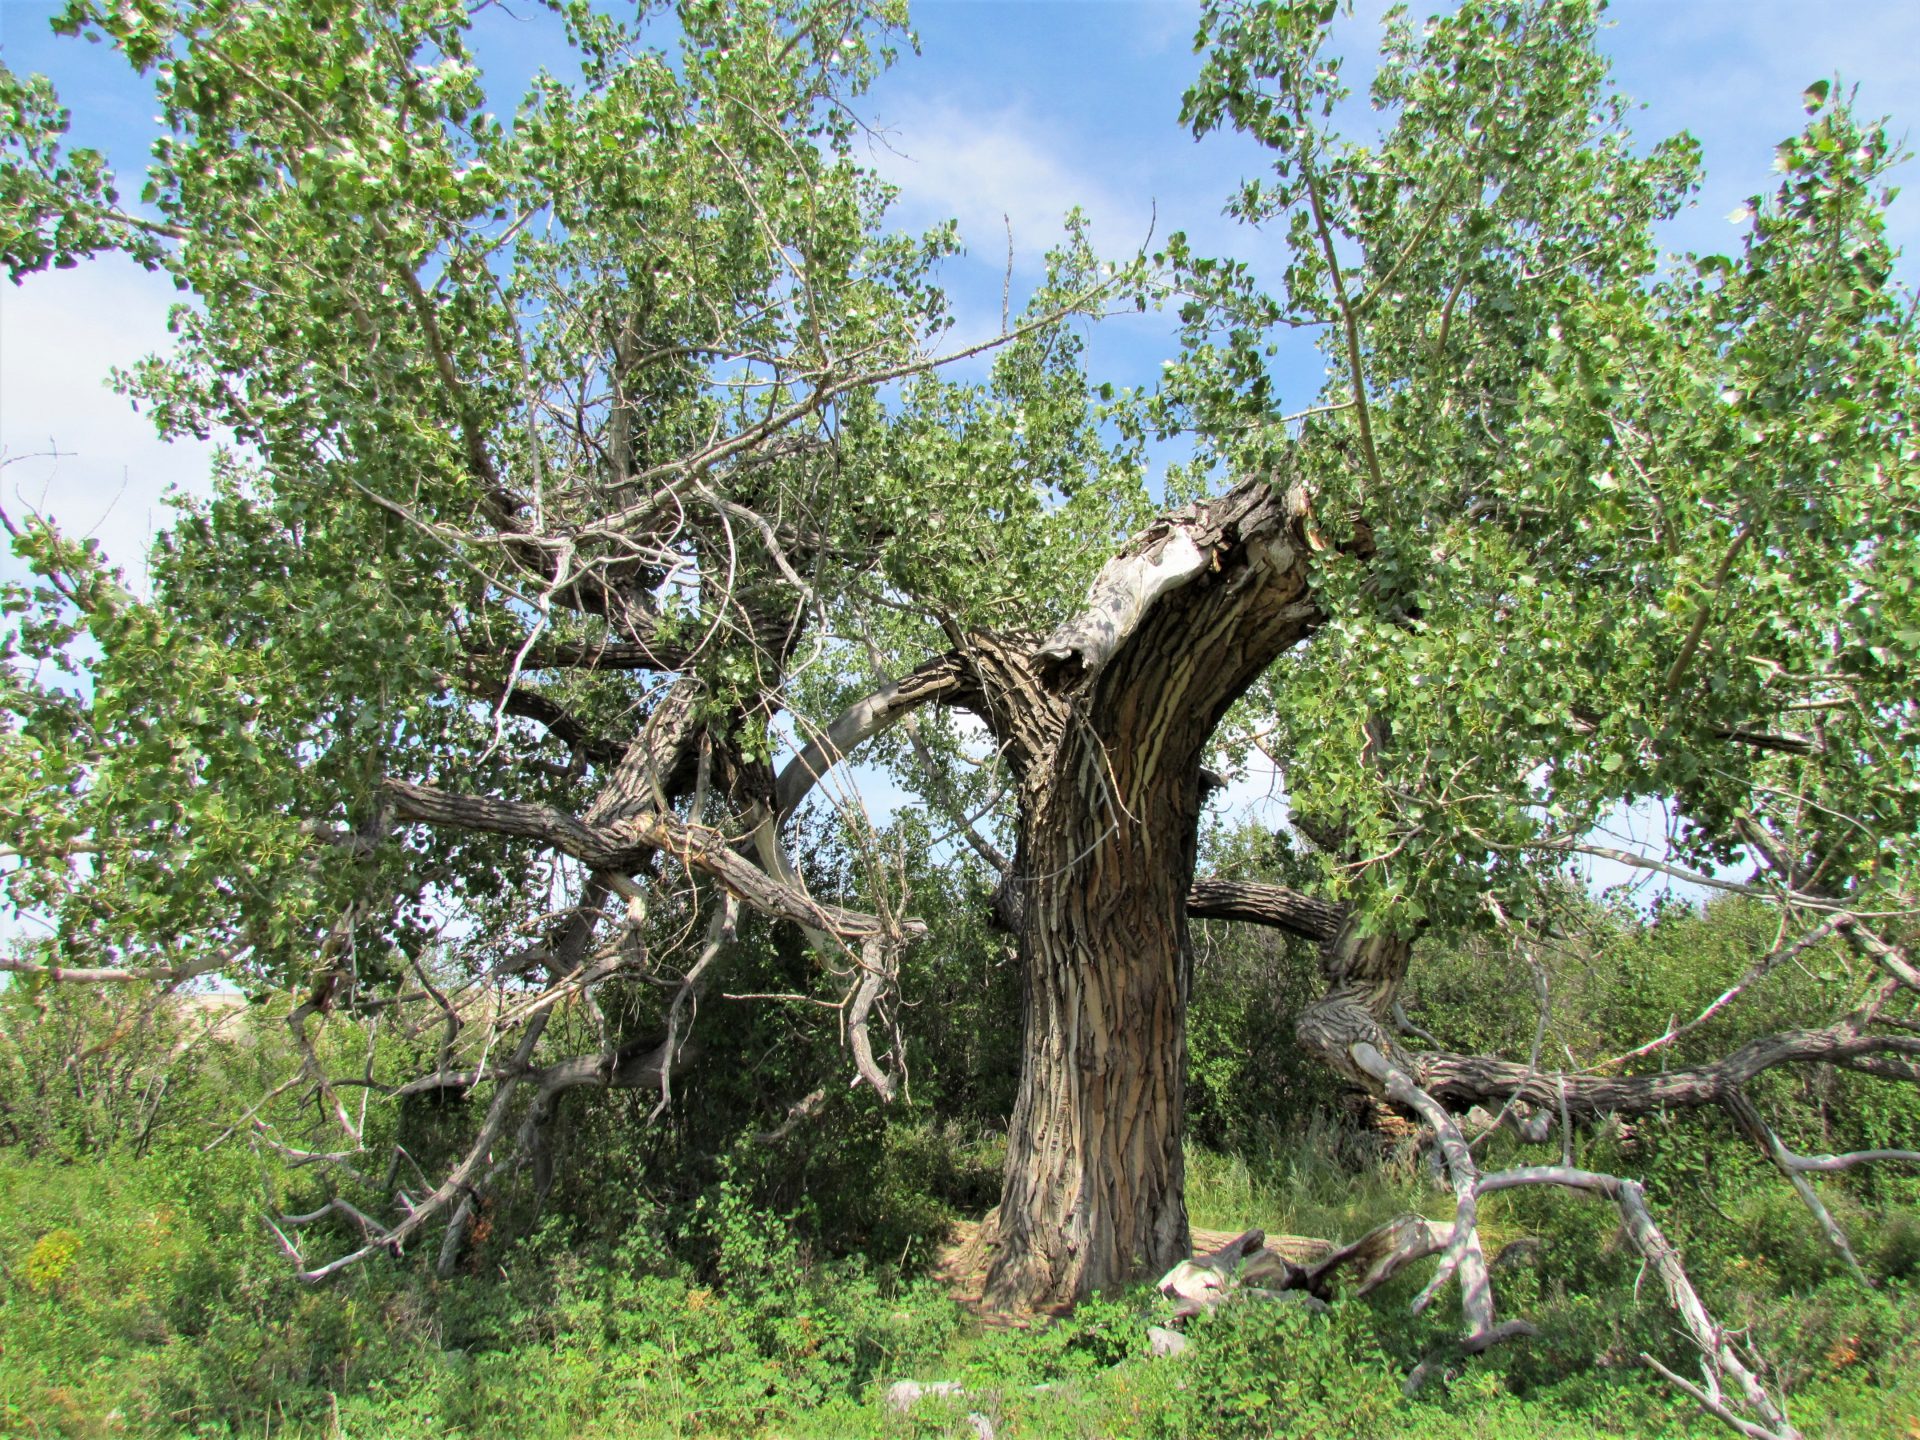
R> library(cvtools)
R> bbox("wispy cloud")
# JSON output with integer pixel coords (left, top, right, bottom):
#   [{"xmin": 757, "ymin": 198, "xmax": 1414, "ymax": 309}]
[
  {"xmin": 0, "ymin": 256, "xmax": 219, "ymax": 594},
  {"xmin": 1122, "ymin": 0, "xmax": 1205, "ymax": 60},
  {"xmin": 1604, "ymin": 0, "xmax": 1920, "ymax": 266},
  {"xmin": 865, "ymin": 99, "xmax": 1155, "ymax": 269}
]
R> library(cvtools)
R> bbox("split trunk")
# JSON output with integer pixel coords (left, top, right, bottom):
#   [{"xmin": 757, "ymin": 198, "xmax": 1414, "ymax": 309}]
[{"xmin": 977, "ymin": 477, "xmax": 1329, "ymax": 1309}]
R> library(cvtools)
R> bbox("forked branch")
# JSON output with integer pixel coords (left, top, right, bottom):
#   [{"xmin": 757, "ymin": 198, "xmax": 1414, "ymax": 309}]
[{"xmin": 1306, "ymin": 1045, "xmax": 1804, "ymax": 1440}]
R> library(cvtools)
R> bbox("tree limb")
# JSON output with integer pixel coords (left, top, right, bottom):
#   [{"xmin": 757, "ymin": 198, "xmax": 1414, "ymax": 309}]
[
  {"xmin": 1187, "ymin": 877, "xmax": 1345, "ymax": 944},
  {"xmin": 382, "ymin": 779, "xmax": 917, "ymax": 941}
]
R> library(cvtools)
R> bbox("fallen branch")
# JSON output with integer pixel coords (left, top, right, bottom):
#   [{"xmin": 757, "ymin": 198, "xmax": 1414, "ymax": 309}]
[{"xmin": 1478, "ymin": 1165, "xmax": 1800, "ymax": 1440}]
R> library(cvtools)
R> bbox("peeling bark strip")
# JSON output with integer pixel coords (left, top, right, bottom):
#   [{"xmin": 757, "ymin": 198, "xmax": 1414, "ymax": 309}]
[
  {"xmin": 978, "ymin": 476, "xmax": 1332, "ymax": 1308},
  {"xmin": 1036, "ymin": 528, "xmax": 1211, "ymax": 679}
]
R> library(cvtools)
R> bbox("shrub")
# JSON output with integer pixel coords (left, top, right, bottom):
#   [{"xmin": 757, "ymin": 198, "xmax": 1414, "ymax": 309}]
[{"xmin": 1162, "ymin": 1296, "xmax": 1401, "ymax": 1440}]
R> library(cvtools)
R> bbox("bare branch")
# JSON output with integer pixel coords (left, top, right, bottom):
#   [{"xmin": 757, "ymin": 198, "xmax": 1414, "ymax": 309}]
[
  {"xmin": 1478, "ymin": 1166, "xmax": 1800, "ymax": 1440},
  {"xmin": 1721, "ymin": 1087, "xmax": 1872, "ymax": 1285},
  {"xmin": 753, "ymin": 1086, "xmax": 827, "ymax": 1144},
  {"xmin": 382, "ymin": 779, "xmax": 919, "ymax": 941},
  {"xmin": 1589, "ymin": 914, "xmax": 1849, "ymax": 1071},
  {"xmin": 1187, "ymin": 878, "xmax": 1345, "ymax": 944},
  {"xmin": 0, "ymin": 947, "xmax": 246, "ymax": 986},
  {"xmin": 1349, "ymin": 1041, "xmax": 1498, "ymax": 1345},
  {"xmin": 772, "ymin": 653, "xmax": 973, "ymax": 821},
  {"xmin": 847, "ymin": 935, "xmax": 901, "ymax": 1102}
]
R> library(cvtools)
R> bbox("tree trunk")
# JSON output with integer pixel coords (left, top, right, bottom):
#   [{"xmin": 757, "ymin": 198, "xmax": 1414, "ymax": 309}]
[
  {"xmin": 977, "ymin": 476, "xmax": 1330, "ymax": 1308},
  {"xmin": 1296, "ymin": 919, "xmax": 1417, "ymax": 1087},
  {"xmin": 983, "ymin": 724, "xmax": 1205, "ymax": 1307}
]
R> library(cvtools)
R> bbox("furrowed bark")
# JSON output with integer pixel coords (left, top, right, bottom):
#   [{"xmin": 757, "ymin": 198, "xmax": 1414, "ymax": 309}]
[
  {"xmin": 1187, "ymin": 878, "xmax": 1345, "ymax": 944},
  {"xmin": 584, "ymin": 677, "xmax": 705, "ymax": 829},
  {"xmin": 1415, "ymin": 1002, "xmax": 1920, "ymax": 1115},
  {"xmin": 979, "ymin": 476, "xmax": 1330, "ymax": 1309},
  {"xmin": 1295, "ymin": 911, "xmax": 1418, "ymax": 1088}
]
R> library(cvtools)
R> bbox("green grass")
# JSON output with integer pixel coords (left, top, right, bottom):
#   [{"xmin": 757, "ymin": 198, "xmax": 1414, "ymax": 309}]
[
  {"xmin": 1184, "ymin": 1112, "xmax": 1435, "ymax": 1238},
  {"xmin": 4, "ymin": 1133, "xmax": 1917, "ymax": 1440}
]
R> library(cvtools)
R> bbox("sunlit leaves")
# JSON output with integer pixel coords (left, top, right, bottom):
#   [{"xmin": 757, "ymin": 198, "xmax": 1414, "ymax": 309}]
[
  {"xmin": 0, "ymin": 0, "xmax": 1010, "ymax": 985},
  {"xmin": 1187, "ymin": 0, "xmax": 1918, "ymax": 931}
]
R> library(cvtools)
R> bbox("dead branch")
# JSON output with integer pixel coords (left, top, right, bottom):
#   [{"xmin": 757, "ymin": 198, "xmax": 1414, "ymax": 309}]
[
  {"xmin": 1478, "ymin": 1166, "xmax": 1800, "ymax": 1440},
  {"xmin": 753, "ymin": 1085, "xmax": 826, "ymax": 1144},
  {"xmin": 847, "ymin": 935, "xmax": 901, "ymax": 1102},
  {"xmin": 383, "ymin": 778, "xmax": 921, "ymax": 942}
]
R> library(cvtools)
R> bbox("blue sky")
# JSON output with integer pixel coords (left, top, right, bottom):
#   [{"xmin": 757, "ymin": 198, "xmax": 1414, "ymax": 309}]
[
  {"xmin": 3, "ymin": 0, "xmax": 1916, "ymax": 578},
  {"xmin": 2, "ymin": 0, "xmax": 1916, "ymax": 899},
  {"xmin": 0, "ymin": 2, "xmax": 1912, "ymax": 583}
]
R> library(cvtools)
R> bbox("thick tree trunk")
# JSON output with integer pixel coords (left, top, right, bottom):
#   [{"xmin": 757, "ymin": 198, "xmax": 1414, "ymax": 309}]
[
  {"xmin": 983, "ymin": 728, "xmax": 1206, "ymax": 1307},
  {"xmin": 976, "ymin": 476, "xmax": 1330, "ymax": 1308}
]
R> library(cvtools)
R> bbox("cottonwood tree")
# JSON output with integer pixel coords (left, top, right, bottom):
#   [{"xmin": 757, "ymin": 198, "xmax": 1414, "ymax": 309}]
[{"xmin": 3, "ymin": 3, "xmax": 1918, "ymax": 1435}]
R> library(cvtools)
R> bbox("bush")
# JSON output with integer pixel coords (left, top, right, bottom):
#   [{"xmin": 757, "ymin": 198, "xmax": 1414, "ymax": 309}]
[
  {"xmin": 1160, "ymin": 1296, "xmax": 1400, "ymax": 1440},
  {"xmin": 3, "ymin": 868, "xmax": 1917, "ymax": 1439}
]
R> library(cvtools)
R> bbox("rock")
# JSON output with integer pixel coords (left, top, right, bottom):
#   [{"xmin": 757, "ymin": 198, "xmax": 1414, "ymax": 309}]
[
  {"xmin": 885, "ymin": 1379, "xmax": 966, "ymax": 1412},
  {"xmin": 1147, "ymin": 1325, "xmax": 1189, "ymax": 1357}
]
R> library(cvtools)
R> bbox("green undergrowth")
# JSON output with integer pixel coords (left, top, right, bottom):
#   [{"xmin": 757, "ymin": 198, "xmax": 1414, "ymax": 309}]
[
  {"xmin": 4, "ymin": 1132, "xmax": 1917, "ymax": 1440},
  {"xmin": 1185, "ymin": 1110, "xmax": 1434, "ymax": 1239},
  {"xmin": 5, "ymin": 894, "xmax": 1917, "ymax": 1437}
]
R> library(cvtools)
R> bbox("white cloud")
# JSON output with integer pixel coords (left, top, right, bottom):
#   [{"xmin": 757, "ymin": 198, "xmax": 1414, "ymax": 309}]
[
  {"xmin": 0, "ymin": 255, "xmax": 220, "ymax": 594},
  {"xmin": 1120, "ymin": 0, "xmax": 1205, "ymax": 60},
  {"xmin": 866, "ymin": 100, "xmax": 1152, "ymax": 270}
]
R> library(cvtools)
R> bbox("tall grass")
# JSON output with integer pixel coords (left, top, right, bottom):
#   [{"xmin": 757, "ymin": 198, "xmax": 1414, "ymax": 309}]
[
  {"xmin": 1185, "ymin": 1112, "xmax": 1433, "ymax": 1241},
  {"xmin": 4, "ymin": 1121, "xmax": 1917, "ymax": 1439}
]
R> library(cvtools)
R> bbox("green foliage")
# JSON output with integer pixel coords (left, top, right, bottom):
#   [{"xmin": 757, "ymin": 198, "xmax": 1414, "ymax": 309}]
[
  {"xmin": 0, "ymin": 0, "xmax": 1131, "ymax": 992},
  {"xmin": 0, "ymin": 59, "xmax": 162, "ymax": 277},
  {"xmin": 1166, "ymin": 1297, "xmax": 1400, "ymax": 1439},
  {"xmin": 3, "ymin": 2, "xmax": 1920, "ymax": 1434},
  {"xmin": 1188, "ymin": 822, "xmax": 1352, "ymax": 1150},
  {"xmin": 1403, "ymin": 893, "xmax": 1920, "ymax": 1205},
  {"xmin": 6, "ymin": 891, "xmax": 1916, "ymax": 1438},
  {"xmin": 1185, "ymin": 925, "xmax": 1340, "ymax": 1152},
  {"xmin": 2, "ymin": 1118, "xmax": 1917, "ymax": 1437},
  {"xmin": 0, "ymin": 1135, "xmax": 969, "ymax": 1439},
  {"xmin": 0, "ymin": 982, "xmax": 271, "ymax": 1157},
  {"xmin": 1173, "ymin": 0, "xmax": 1919, "ymax": 934}
]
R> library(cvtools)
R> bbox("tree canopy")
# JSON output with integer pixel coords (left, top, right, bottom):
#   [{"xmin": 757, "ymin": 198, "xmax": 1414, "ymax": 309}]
[{"xmin": 3, "ymin": 4, "xmax": 1917, "ymax": 1436}]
